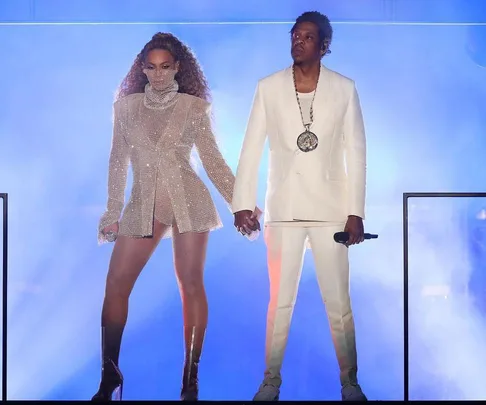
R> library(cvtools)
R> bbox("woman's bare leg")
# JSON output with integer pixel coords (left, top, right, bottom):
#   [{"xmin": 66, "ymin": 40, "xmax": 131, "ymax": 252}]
[
  {"xmin": 172, "ymin": 223, "xmax": 209, "ymax": 400},
  {"xmin": 92, "ymin": 220, "xmax": 169, "ymax": 400}
]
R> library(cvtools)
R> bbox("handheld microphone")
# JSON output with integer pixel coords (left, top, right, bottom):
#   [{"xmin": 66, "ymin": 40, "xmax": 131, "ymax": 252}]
[{"xmin": 333, "ymin": 232, "xmax": 378, "ymax": 244}]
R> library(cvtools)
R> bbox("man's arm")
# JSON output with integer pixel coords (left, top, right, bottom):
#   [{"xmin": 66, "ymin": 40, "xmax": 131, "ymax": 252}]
[
  {"xmin": 343, "ymin": 83, "xmax": 366, "ymax": 220},
  {"xmin": 343, "ymin": 83, "xmax": 366, "ymax": 245},
  {"xmin": 232, "ymin": 81, "xmax": 267, "ymax": 233},
  {"xmin": 232, "ymin": 82, "xmax": 267, "ymax": 212}
]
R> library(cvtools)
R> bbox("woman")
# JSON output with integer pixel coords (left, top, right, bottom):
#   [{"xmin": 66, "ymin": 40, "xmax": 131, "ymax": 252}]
[{"xmin": 92, "ymin": 32, "xmax": 259, "ymax": 401}]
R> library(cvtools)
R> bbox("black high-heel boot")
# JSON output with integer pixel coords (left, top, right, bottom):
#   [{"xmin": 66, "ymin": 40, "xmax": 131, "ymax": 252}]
[
  {"xmin": 180, "ymin": 361, "xmax": 199, "ymax": 401},
  {"xmin": 180, "ymin": 326, "xmax": 205, "ymax": 401},
  {"xmin": 92, "ymin": 326, "xmax": 124, "ymax": 401},
  {"xmin": 92, "ymin": 358, "xmax": 124, "ymax": 401}
]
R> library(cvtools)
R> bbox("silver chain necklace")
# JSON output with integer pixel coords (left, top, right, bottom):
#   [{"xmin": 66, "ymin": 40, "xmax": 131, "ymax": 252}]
[{"xmin": 293, "ymin": 65, "xmax": 319, "ymax": 152}]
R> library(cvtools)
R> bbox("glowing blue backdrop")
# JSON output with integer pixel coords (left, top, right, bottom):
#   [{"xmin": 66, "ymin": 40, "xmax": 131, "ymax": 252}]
[{"xmin": 1, "ymin": 0, "xmax": 486, "ymax": 401}]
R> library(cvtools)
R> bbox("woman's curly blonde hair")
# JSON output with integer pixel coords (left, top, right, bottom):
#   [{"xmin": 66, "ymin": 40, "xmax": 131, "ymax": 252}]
[{"xmin": 115, "ymin": 32, "xmax": 210, "ymax": 102}]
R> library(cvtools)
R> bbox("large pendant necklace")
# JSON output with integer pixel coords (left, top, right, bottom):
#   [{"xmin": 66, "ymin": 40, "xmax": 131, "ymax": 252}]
[{"xmin": 293, "ymin": 65, "xmax": 319, "ymax": 152}]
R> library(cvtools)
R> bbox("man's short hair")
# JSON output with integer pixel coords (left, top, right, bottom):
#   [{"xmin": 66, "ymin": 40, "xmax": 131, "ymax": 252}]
[{"xmin": 291, "ymin": 11, "xmax": 333, "ymax": 54}]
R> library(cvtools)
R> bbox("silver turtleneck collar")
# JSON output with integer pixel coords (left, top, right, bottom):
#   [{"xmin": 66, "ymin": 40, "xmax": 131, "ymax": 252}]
[{"xmin": 143, "ymin": 81, "xmax": 179, "ymax": 110}]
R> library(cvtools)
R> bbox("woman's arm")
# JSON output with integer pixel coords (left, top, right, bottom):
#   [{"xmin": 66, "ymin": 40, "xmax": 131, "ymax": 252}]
[
  {"xmin": 98, "ymin": 100, "xmax": 130, "ymax": 244},
  {"xmin": 193, "ymin": 103, "xmax": 235, "ymax": 207}
]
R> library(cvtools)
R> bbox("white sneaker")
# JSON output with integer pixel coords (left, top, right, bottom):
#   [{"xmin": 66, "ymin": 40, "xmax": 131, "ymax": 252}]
[
  {"xmin": 253, "ymin": 383, "xmax": 280, "ymax": 401},
  {"xmin": 341, "ymin": 383, "xmax": 367, "ymax": 401}
]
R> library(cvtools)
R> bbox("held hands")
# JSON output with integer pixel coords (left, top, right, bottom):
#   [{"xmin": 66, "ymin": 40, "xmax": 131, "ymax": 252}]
[
  {"xmin": 343, "ymin": 215, "xmax": 364, "ymax": 247},
  {"xmin": 234, "ymin": 207, "xmax": 262, "ymax": 236}
]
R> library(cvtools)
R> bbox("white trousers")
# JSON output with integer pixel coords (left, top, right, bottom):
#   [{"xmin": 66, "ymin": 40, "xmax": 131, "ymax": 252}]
[{"xmin": 262, "ymin": 223, "xmax": 358, "ymax": 387}]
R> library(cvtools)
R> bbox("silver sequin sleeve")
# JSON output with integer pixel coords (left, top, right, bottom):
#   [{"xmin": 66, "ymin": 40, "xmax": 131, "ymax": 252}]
[
  {"xmin": 193, "ymin": 104, "xmax": 235, "ymax": 208},
  {"xmin": 98, "ymin": 101, "xmax": 130, "ymax": 244}
]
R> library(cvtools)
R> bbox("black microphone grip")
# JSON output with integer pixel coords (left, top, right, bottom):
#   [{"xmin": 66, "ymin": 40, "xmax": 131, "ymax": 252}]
[{"xmin": 333, "ymin": 232, "xmax": 378, "ymax": 243}]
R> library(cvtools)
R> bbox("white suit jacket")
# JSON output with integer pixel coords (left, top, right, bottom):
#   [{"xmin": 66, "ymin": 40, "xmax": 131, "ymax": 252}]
[{"xmin": 232, "ymin": 65, "xmax": 366, "ymax": 223}]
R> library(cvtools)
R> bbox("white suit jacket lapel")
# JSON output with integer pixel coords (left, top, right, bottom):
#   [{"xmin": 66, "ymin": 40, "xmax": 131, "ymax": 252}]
[
  {"xmin": 311, "ymin": 65, "xmax": 333, "ymax": 133},
  {"xmin": 281, "ymin": 67, "xmax": 306, "ymax": 141}
]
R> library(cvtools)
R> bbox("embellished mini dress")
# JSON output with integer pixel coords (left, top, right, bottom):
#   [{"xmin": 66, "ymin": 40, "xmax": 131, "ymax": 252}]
[{"xmin": 98, "ymin": 81, "xmax": 235, "ymax": 243}]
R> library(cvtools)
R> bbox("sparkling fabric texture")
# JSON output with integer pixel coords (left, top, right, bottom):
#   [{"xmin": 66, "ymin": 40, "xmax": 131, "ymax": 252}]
[{"xmin": 98, "ymin": 82, "xmax": 235, "ymax": 244}]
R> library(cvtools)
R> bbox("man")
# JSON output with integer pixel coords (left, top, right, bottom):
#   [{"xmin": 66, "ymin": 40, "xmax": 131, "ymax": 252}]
[{"xmin": 232, "ymin": 11, "xmax": 368, "ymax": 402}]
